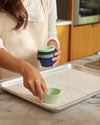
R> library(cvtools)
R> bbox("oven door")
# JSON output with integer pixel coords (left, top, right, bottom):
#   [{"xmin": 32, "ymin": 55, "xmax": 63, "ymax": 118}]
[{"xmin": 74, "ymin": 0, "xmax": 100, "ymax": 26}]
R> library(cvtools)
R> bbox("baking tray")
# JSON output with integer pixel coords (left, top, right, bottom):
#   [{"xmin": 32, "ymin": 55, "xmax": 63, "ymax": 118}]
[
  {"xmin": 85, "ymin": 60, "xmax": 100, "ymax": 70},
  {"xmin": 0, "ymin": 64, "xmax": 100, "ymax": 112}
]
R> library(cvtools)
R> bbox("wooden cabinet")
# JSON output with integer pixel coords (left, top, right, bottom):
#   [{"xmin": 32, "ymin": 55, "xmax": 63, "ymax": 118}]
[
  {"xmin": 57, "ymin": 0, "xmax": 100, "ymax": 62},
  {"xmin": 70, "ymin": 24, "xmax": 100, "ymax": 61},
  {"xmin": 57, "ymin": 25, "xmax": 70, "ymax": 64},
  {"xmin": 67, "ymin": 0, "xmax": 100, "ymax": 61}
]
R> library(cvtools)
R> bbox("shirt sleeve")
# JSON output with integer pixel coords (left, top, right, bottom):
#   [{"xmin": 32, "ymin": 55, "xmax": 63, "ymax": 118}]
[
  {"xmin": 0, "ymin": 38, "xmax": 6, "ymax": 50},
  {"xmin": 48, "ymin": 0, "xmax": 60, "ymax": 48},
  {"xmin": 0, "ymin": 13, "xmax": 6, "ymax": 50}
]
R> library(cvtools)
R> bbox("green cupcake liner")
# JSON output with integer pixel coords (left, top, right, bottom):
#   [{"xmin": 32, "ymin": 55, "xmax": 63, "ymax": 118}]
[
  {"xmin": 43, "ymin": 88, "xmax": 61, "ymax": 104},
  {"xmin": 38, "ymin": 46, "xmax": 55, "ymax": 52},
  {"xmin": 38, "ymin": 50, "xmax": 56, "ymax": 55}
]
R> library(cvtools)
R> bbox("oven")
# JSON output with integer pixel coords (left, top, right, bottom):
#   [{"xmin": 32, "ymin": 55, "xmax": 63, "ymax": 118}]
[{"xmin": 74, "ymin": 0, "xmax": 100, "ymax": 26}]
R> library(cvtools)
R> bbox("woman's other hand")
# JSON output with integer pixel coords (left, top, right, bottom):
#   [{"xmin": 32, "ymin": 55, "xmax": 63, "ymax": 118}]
[
  {"xmin": 52, "ymin": 47, "xmax": 61, "ymax": 67},
  {"xmin": 47, "ymin": 40, "xmax": 61, "ymax": 67},
  {"xmin": 22, "ymin": 63, "xmax": 48, "ymax": 102}
]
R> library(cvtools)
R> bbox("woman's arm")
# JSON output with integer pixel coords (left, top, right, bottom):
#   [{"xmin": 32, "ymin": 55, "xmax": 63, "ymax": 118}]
[
  {"xmin": 47, "ymin": 0, "xmax": 61, "ymax": 66},
  {"xmin": 0, "ymin": 48, "xmax": 47, "ymax": 102},
  {"xmin": 0, "ymin": 48, "xmax": 25, "ymax": 74},
  {"xmin": 47, "ymin": 0, "xmax": 60, "ymax": 48}
]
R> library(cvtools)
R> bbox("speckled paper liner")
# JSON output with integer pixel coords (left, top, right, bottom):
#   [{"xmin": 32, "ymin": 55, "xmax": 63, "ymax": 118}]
[{"xmin": 6, "ymin": 68, "xmax": 100, "ymax": 109}]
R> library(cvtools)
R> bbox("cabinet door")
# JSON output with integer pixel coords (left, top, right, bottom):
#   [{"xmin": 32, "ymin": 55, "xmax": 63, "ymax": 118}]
[
  {"xmin": 57, "ymin": 25, "xmax": 70, "ymax": 64},
  {"xmin": 70, "ymin": 24, "xmax": 100, "ymax": 61}
]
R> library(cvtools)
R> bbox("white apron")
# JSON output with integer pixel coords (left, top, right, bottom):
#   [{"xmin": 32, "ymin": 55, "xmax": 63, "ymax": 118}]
[{"xmin": 0, "ymin": 0, "xmax": 48, "ymax": 78}]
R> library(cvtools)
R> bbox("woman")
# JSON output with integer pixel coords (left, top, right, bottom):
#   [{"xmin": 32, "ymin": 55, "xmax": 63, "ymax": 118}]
[{"xmin": 0, "ymin": 0, "xmax": 61, "ymax": 102}]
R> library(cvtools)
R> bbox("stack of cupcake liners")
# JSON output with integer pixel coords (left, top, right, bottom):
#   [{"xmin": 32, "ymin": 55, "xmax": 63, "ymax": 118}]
[{"xmin": 37, "ymin": 46, "xmax": 56, "ymax": 67}]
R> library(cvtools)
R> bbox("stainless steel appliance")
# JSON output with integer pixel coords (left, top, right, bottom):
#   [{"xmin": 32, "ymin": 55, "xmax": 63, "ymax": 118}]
[{"xmin": 74, "ymin": 0, "xmax": 100, "ymax": 26}]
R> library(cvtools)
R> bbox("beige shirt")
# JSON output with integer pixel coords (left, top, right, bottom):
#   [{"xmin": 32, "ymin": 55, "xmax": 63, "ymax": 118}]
[{"xmin": 0, "ymin": 0, "xmax": 59, "ymax": 49}]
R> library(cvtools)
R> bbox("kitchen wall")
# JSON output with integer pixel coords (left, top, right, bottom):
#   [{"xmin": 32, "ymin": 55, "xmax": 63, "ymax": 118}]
[{"xmin": 56, "ymin": 0, "xmax": 68, "ymax": 20}]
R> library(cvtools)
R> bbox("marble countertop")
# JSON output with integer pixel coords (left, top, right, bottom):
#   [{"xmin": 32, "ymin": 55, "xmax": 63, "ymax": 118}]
[
  {"xmin": 56, "ymin": 19, "xmax": 72, "ymax": 26},
  {"xmin": 0, "ymin": 55, "xmax": 100, "ymax": 125}
]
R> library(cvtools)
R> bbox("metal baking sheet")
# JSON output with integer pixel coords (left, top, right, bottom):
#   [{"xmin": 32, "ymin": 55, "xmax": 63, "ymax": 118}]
[
  {"xmin": 0, "ymin": 64, "xmax": 100, "ymax": 112},
  {"xmin": 85, "ymin": 60, "xmax": 100, "ymax": 70}
]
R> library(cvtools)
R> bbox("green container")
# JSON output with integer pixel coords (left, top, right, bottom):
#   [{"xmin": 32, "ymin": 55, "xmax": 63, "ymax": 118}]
[
  {"xmin": 38, "ymin": 46, "xmax": 55, "ymax": 52},
  {"xmin": 38, "ymin": 50, "xmax": 56, "ymax": 55},
  {"xmin": 43, "ymin": 88, "xmax": 61, "ymax": 104}
]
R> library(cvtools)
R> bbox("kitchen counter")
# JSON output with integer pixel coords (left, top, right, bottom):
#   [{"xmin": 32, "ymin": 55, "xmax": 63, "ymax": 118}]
[
  {"xmin": 0, "ymin": 55, "xmax": 100, "ymax": 125},
  {"xmin": 56, "ymin": 19, "xmax": 72, "ymax": 26}
]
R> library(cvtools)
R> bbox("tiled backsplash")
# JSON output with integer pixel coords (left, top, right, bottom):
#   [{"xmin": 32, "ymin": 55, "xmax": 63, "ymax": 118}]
[{"xmin": 56, "ymin": 0, "xmax": 68, "ymax": 20}]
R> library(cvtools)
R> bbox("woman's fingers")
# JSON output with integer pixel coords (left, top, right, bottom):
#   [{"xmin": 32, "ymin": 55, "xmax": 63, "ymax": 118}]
[
  {"xmin": 28, "ymin": 82, "xmax": 37, "ymax": 96},
  {"xmin": 24, "ymin": 82, "xmax": 30, "ymax": 89},
  {"xmin": 35, "ymin": 80, "xmax": 44, "ymax": 102},
  {"xmin": 52, "ymin": 55, "xmax": 61, "ymax": 67},
  {"xmin": 54, "ymin": 48, "xmax": 61, "ymax": 56},
  {"xmin": 51, "ymin": 48, "xmax": 61, "ymax": 67},
  {"xmin": 52, "ymin": 55, "xmax": 61, "ymax": 62},
  {"xmin": 41, "ymin": 82, "xmax": 48, "ymax": 94},
  {"xmin": 25, "ymin": 79, "xmax": 47, "ymax": 102},
  {"xmin": 42, "ymin": 79, "xmax": 48, "ymax": 93},
  {"xmin": 34, "ymin": 84, "xmax": 38, "ymax": 96},
  {"xmin": 52, "ymin": 60, "xmax": 59, "ymax": 67}
]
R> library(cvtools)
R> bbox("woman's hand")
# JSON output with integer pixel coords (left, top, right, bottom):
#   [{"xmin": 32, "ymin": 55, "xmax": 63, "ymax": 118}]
[
  {"xmin": 0, "ymin": 49, "xmax": 47, "ymax": 102},
  {"xmin": 22, "ymin": 63, "xmax": 48, "ymax": 102},
  {"xmin": 47, "ymin": 40, "xmax": 61, "ymax": 67},
  {"xmin": 52, "ymin": 47, "xmax": 61, "ymax": 67}
]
